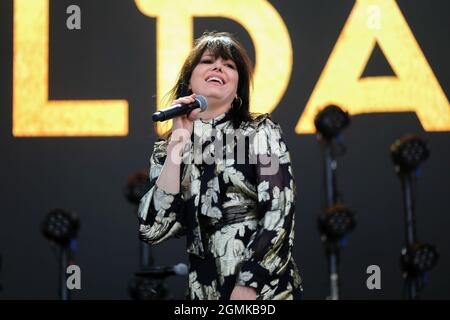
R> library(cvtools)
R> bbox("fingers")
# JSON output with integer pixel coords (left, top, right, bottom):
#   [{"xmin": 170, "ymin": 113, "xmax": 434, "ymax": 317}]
[
  {"xmin": 172, "ymin": 93, "xmax": 200, "ymax": 123},
  {"xmin": 187, "ymin": 108, "xmax": 202, "ymax": 121},
  {"xmin": 173, "ymin": 97, "xmax": 194, "ymax": 105},
  {"xmin": 172, "ymin": 93, "xmax": 197, "ymax": 106}
]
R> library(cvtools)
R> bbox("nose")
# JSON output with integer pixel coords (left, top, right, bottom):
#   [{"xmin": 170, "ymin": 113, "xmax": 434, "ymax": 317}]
[{"xmin": 212, "ymin": 60, "xmax": 224, "ymax": 71}]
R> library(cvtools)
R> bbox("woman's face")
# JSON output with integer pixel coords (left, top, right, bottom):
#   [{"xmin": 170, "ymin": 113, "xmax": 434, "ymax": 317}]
[{"xmin": 189, "ymin": 50, "xmax": 239, "ymax": 108}]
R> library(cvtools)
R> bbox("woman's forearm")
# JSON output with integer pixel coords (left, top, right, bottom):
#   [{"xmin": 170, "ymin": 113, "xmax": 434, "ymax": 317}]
[{"xmin": 155, "ymin": 140, "xmax": 185, "ymax": 194}]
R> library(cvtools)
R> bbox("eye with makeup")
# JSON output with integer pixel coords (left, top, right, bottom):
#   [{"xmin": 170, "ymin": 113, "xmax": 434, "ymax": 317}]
[
  {"xmin": 200, "ymin": 58, "xmax": 213, "ymax": 64},
  {"xmin": 199, "ymin": 57, "xmax": 236, "ymax": 69},
  {"xmin": 225, "ymin": 62, "xmax": 236, "ymax": 70}
]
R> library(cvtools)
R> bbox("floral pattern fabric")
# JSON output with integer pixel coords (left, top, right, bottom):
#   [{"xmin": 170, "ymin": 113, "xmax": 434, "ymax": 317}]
[{"xmin": 138, "ymin": 112, "xmax": 303, "ymax": 300}]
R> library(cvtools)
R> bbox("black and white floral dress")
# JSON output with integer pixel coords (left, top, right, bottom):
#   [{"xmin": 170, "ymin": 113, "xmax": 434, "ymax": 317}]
[{"xmin": 138, "ymin": 112, "xmax": 303, "ymax": 300}]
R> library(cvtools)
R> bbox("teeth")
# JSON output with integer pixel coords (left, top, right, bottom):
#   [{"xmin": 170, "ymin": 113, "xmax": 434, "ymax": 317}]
[{"xmin": 206, "ymin": 76, "xmax": 224, "ymax": 84}]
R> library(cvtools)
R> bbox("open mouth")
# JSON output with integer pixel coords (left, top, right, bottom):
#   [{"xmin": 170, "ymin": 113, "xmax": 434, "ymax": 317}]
[{"xmin": 205, "ymin": 76, "xmax": 225, "ymax": 85}]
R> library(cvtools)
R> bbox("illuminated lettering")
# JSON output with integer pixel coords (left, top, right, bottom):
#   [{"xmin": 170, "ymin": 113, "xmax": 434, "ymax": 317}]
[
  {"xmin": 13, "ymin": 0, "xmax": 128, "ymax": 137},
  {"xmin": 12, "ymin": 0, "xmax": 449, "ymax": 137},
  {"xmin": 296, "ymin": 0, "xmax": 450, "ymax": 134},
  {"xmin": 135, "ymin": 0, "xmax": 293, "ymax": 135}
]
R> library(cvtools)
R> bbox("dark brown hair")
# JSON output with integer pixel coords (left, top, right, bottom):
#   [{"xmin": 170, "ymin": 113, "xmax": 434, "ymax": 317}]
[{"xmin": 157, "ymin": 31, "xmax": 259, "ymax": 139}]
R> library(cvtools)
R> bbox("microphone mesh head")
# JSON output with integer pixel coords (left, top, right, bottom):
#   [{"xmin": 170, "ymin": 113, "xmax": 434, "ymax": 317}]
[
  {"xmin": 196, "ymin": 95, "xmax": 208, "ymax": 111},
  {"xmin": 173, "ymin": 263, "xmax": 189, "ymax": 276}
]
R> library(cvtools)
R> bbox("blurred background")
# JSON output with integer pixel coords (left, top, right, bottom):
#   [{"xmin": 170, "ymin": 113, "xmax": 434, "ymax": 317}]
[{"xmin": 0, "ymin": 0, "xmax": 449, "ymax": 299}]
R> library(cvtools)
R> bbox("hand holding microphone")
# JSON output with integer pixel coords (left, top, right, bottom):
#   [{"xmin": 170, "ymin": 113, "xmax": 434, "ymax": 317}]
[
  {"xmin": 152, "ymin": 94, "xmax": 207, "ymax": 122},
  {"xmin": 155, "ymin": 94, "xmax": 207, "ymax": 145}
]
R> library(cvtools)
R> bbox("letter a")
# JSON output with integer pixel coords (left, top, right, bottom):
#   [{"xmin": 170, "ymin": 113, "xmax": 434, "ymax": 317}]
[
  {"xmin": 66, "ymin": 265, "xmax": 81, "ymax": 290},
  {"xmin": 296, "ymin": 0, "xmax": 450, "ymax": 134},
  {"xmin": 366, "ymin": 265, "xmax": 381, "ymax": 290},
  {"xmin": 66, "ymin": 5, "xmax": 81, "ymax": 30}
]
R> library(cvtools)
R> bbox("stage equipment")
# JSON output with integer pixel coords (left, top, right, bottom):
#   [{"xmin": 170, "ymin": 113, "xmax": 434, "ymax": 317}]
[
  {"xmin": 390, "ymin": 135, "xmax": 439, "ymax": 299},
  {"xmin": 125, "ymin": 170, "xmax": 153, "ymax": 268},
  {"xmin": 41, "ymin": 208, "xmax": 80, "ymax": 300},
  {"xmin": 315, "ymin": 105, "xmax": 356, "ymax": 300},
  {"xmin": 125, "ymin": 171, "xmax": 188, "ymax": 299}
]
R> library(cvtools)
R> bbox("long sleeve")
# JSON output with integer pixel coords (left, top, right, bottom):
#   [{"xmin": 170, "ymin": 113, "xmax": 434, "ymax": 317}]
[
  {"xmin": 235, "ymin": 118, "xmax": 297, "ymax": 293},
  {"xmin": 138, "ymin": 139, "xmax": 186, "ymax": 244}
]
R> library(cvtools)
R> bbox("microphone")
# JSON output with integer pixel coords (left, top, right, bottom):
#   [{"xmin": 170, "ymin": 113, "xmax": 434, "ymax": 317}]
[
  {"xmin": 134, "ymin": 263, "xmax": 188, "ymax": 279},
  {"xmin": 152, "ymin": 96, "xmax": 208, "ymax": 122}
]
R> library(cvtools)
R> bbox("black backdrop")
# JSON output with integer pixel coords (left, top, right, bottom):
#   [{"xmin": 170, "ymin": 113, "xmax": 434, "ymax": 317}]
[{"xmin": 1, "ymin": 0, "xmax": 449, "ymax": 299}]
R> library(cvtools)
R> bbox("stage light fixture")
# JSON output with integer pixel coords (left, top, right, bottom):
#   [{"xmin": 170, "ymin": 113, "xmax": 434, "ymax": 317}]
[
  {"xmin": 41, "ymin": 208, "xmax": 80, "ymax": 246},
  {"xmin": 390, "ymin": 135, "xmax": 430, "ymax": 172},
  {"xmin": 314, "ymin": 105, "xmax": 350, "ymax": 140},
  {"xmin": 128, "ymin": 277, "xmax": 168, "ymax": 300},
  {"xmin": 125, "ymin": 170, "xmax": 151, "ymax": 205},
  {"xmin": 319, "ymin": 204, "xmax": 356, "ymax": 241},
  {"xmin": 401, "ymin": 242, "xmax": 439, "ymax": 275},
  {"xmin": 41, "ymin": 208, "xmax": 80, "ymax": 300}
]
